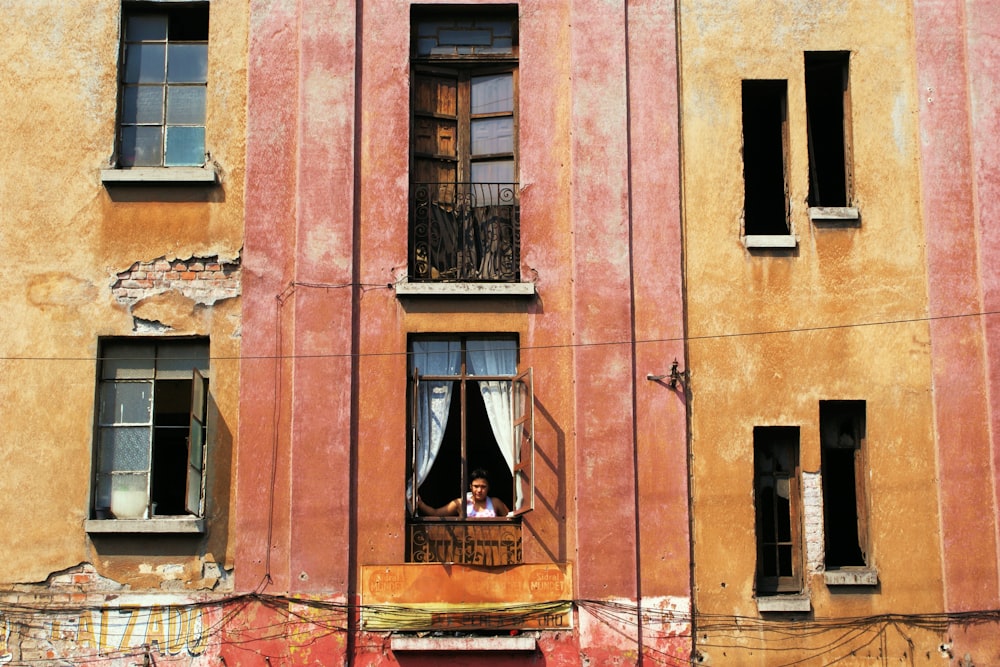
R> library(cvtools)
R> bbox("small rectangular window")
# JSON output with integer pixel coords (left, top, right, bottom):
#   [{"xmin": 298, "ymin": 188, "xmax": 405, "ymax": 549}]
[
  {"xmin": 742, "ymin": 80, "xmax": 790, "ymax": 237},
  {"xmin": 805, "ymin": 52, "xmax": 852, "ymax": 209},
  {"xmin": 94, "ymin": 339, "xmax": 209, "ymax": 520},
  {"xmin": 754, "ymin": 426, "xmax": 802, "ymax": 595},
  {"xmin": 820, "ymin": 400, "xmax": 869, "ymax": 569},
  {"xmin": 117, "ymin": 3, "xmax": 209, "ymax": 168}
]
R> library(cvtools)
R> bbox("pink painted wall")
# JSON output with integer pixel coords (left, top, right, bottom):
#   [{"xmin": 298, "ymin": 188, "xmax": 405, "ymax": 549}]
[
  {"xmin": 237, "ymin": 0, "xmax": 688, "ymax": 663},
  {"xmin": 916, "ymin": 0, "xmax": 1000, "ymax": 662}
]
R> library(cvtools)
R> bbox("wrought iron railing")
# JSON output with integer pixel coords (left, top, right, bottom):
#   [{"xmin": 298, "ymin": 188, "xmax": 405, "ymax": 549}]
[{"xmin": 410, "ymin": 182, "xmax": 520, "ymax": 282}]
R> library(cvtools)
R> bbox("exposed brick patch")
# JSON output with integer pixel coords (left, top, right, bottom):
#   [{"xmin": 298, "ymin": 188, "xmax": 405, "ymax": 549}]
[{"xmin": 112, "ymin": 254, "xmax": 241, "ymax": 308}]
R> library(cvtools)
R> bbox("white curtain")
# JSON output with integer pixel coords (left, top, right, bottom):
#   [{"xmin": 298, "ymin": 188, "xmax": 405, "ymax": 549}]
[
  {"xmin": 467, "ymin": 339, "xmax": 517, "ymax": 474},
  {"xmin": 409, "ymin": 341, "xmax": 461, "ymax": 503}
]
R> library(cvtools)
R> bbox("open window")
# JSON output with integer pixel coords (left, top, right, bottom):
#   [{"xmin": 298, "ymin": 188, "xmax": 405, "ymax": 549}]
[
  {"xmin": 820, "ymin": 400, "xmax": 874, "ymax": 583},
  {"xmin": 805, "ymin": 52, "xmax": 858, "ymax": 223},
  {"xmin": 93, "ymin": 339, "xmax": 209, "ymax": 522},
  {"xmin": 742, "ymin": 80, "xmax": 793, "ymax": 247},
  {"xmin": 409, "ymin": 7, "xmax": 520, "ymax": 282},
  {"xmin": 754, "ymin": 426, "xmax": 802, "ymax": 595},
  {"xmin": 408, "ymin": 336, "xmax": 533, "ymax": 519}
]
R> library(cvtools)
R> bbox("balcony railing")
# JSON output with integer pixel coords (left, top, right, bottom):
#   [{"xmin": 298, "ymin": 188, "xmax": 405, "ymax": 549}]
[{"xmin": 410, "ymin": 182, "xmax": 520, "ymax": 282}]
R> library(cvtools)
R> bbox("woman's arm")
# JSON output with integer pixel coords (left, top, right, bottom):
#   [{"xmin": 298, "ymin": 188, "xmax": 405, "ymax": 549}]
[
  {"xmin": 417, "ymin": 496, "xmax": 461, "ymax": 517},
  {"xmin": 492, "ymin": 497, "xmax": 510, "ymax": 517}
]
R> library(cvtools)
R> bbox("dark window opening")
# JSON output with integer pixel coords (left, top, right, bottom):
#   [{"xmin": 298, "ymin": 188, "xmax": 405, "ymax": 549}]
[
  {"xmin": 742, "ymin": 80, "xmax": 790, "ymax": 236},
  {"xmin": 754, "ymin": 426, "xmax": 801, "ymax": 595},
  {"xmin": 806, "ymin": 52, "xmax": 851, "ymax": 207},
  {"xmin": 416, "ymin": 380, "xmax": 514, "ymax": 512},
  {"xmin": 820, "ymin": 400, "xmax": 868, "ymax": 568}
]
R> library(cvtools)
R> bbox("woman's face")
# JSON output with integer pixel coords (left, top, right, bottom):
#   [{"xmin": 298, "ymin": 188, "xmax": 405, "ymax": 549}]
[{"xmin": 470, "ymin": 478, "xmax": 489, "ymax": 501}]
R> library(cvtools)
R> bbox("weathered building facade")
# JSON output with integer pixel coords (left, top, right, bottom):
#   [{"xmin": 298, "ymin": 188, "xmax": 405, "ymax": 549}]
[
  {"xmin": 4, "ymin": 0, "xmax": 1000, "ymax": 665},
  {"xmin": 683, "ymin": 0, "xmax": 1000, "ymax": 664},
  {"xmin": 232, "ymin": 0, "xmax": 690, "ymax": 664}
]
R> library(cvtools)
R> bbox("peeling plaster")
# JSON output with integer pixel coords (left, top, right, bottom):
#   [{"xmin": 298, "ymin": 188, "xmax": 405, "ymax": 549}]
[{"xmin": 111, "ymin": 255, "xmax": 241, "ymax": 330}]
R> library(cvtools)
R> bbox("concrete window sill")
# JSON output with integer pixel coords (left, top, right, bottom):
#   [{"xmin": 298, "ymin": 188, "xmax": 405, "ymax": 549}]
[
  {"xmin": 824, "ymin": 567, "xmax": 878, "ymax": 586},
  {"xmin": 743, "ymin": 234, "xmax": 798, "ymax": 249},
  {"xmin": 394, "ymin": 280, "xmax": 536, "ymax": 297},
  {"xmin": 85, "ymin": 517, "xmax": 206, "ymax": 535},
  {"xmin": 101, "ymin": 166, "xmax": 219, "ymax": 184},
  {"xmin": 391, "ymin": 636, "xmax": 537, "ymax": 652},
  {"xmin": 809, "ymin": 206, "xmax": 860, "ymax": 225},
  {"xmin": 755, "ymin": 594, "xmax": 810, "ymax": 613}
]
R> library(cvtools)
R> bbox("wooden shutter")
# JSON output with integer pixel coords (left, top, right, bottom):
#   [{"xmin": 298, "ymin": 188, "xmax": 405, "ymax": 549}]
[
  {"xmin": 412, "ymin": 70, "xmax": 459, "ymax": 189},
  {"xmin": 510, "ymin": 367, "xmax": 534, "ymax": 516}
]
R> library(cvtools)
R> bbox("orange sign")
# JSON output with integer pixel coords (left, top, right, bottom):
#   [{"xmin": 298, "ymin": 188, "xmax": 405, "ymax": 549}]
[{"xmin": 361, "ymin": 563, "xmax": 573, "ymax": 631}]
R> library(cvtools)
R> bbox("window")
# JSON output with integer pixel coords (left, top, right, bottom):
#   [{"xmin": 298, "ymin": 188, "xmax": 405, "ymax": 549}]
[
  {"xmin": 407, "ymin": 336, "xmax": 533, "ymax": 518},
  {"xmin": 742, "ymin": 80, "xmax": 792, "ymax": 241},
  {"xmin": 754, "ymin": 426, "xmax": 802, "ymax": 595},
  {"xmin": 93, "ymin": 339, "xmax": 208, "ymax": 521},
  {"xmin": 116, "ymin": 3, "xmax": 209, "ymax": 168},
  {"xmin": 820, "ymin": 400, "xmax": 870, "ymax": 571},
  {"xmin": 805, "ymin": 52, "xmax": 853, "ymax": 211},
  {"xmin": 409, "ymin": 7, "xmax": 520, "ymax": 282}
]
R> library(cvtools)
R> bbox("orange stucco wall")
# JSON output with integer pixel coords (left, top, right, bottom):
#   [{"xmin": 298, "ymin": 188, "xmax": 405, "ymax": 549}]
[
  {"xmin": 681, "ymin": 0, "xmax": 948, "ymax": 663},
  {"xmin": 0, "ymin": 1, "xmax": 245, "ymax": 591}
]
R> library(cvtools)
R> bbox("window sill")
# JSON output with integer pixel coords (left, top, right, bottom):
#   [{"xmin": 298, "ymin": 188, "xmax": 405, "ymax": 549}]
[
  {"xmin": 100, "ymin": 166, "xmax": 219, "ymax": 184},
  {"xmin": 391, "ymin": 636, "xmax": 537, "ymax": 652},
  {"xmin": 743, "ymin": 235, "xmax": 797, "ymax": 249},
  {"xmin": 755, "ymin": 594, "xmax": 810, "ymax": 613},
  {"xmin": 85, "ymin": 517, "xmax": 205, "ymax": 535},
  {"xmin": 824, "ymin": 567, "xmax": 878, "ymax": 586},
  {"xmin": 809, "ymin": 206, "xmax": 860, "ymax": 225},
  {"xmin": 395, "ymin": 280, "xmax": 536, "ymax": 297}
]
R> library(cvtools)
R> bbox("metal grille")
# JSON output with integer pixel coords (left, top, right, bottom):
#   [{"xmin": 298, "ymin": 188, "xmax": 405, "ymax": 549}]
[{"xmin": 411, "ymin": 182, "xmax": 520, "ymax": 282}]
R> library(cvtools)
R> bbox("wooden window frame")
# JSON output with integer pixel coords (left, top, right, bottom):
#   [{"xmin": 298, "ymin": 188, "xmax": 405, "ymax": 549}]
[
  {"xmin": 407, "ymin": 335, "xmax": 534, "ymax": 522},
  {"xmin": 753, "ymin": 426, "xmax": 803, "ymax": 595}
]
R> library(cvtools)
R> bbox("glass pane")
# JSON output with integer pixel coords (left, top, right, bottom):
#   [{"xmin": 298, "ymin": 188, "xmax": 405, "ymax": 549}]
[
  {"xmin": 122, "ymin": 85, "xmax": 164, "ymax": 125},
  {"xmin": 467, "ymin": 339, "xmax": 517, "ymax": 375},
  {"xmin": 124, "ymin": 43, "xmax": 166, "ymax": 84},
  {"xmin": 166, "ymin": 86, "xmax": 206, "ymax": 124},
  {"xmin": 471, "ymin": 160, "xmax": 515, "ymax": 185},
  {"xmin": 164, "ymin": 126, "xmax": 205, "ymax": 166},
  {"xmin": 189, "ymin": 416, "xmax": 204, "ymax": 470},
  {"xmin": 472, "ymin": 74, "xmax": 513, "ymax": 114},
  {"xmin": 762, "ymin": 546, "xmax": 777, "ymax": 577},
  {"xmin": 411, "ymin": 340, "xmax": 462, "ymax": 375},
  {"xmin": 110, "ymin": 473, "xmax": 149, "ymax": 519},
  {"xmin": 167, "ymin": 44, "xmax": 208, "ymax": 83},
  {"xmin": 121, "ymin": 126, "xmax": 163, "ymax": 167},
  {"xmin": 471, "ymin": 117, "xmax": 514, "ymax": 156},
  {"xmin": 102, "ymin": 342, "xmax": 156, "ymax": 379},
  {"xmin": 95, "ymin": 475, "xmax": 112, "ymax": 511},
  {"xmin": 126, "ymin": 15, "xmax": 167, "ymax": 42},
  {"xmin": 100, "ymin": 381, "xmax": 153, "ymax": 425},
  {"xmin": 99, "ymin": 426, "xmax": 152, "ymax": 472},
  {"xmin": 157, "ymin": 341, "xmax": 209, "ymax": 376},
  {"xmin": 778, "ymin": 545, "xmax": 793, "ymax": 576},
  {"xmin": 186, "ymin": 465, "xmax": 202, "ymax": 515}
]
